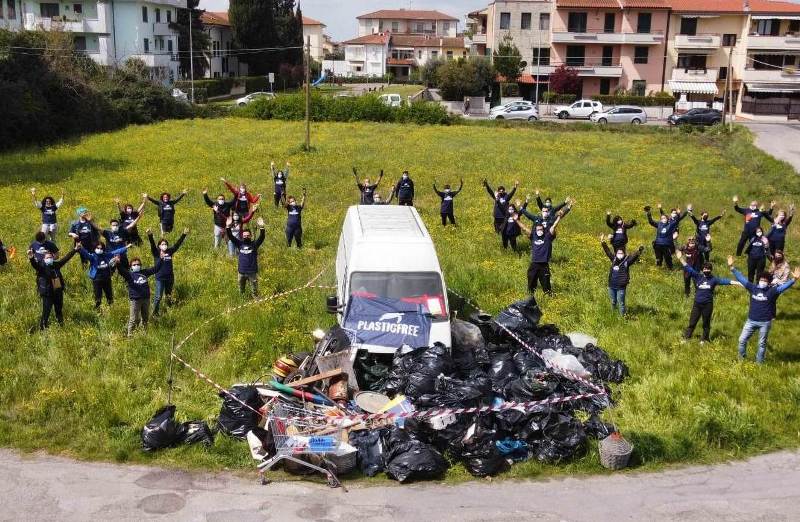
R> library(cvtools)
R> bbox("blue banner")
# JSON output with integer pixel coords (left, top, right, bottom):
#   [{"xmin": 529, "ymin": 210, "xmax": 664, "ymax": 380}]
[{"xmin": 344, "ymin": 296, "xmax": 432, "ymax": 349}]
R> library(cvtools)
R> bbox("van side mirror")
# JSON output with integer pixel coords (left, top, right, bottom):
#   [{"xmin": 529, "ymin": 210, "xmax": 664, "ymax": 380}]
[{"xmin": 326, "ymin": 295, "xmax": 340, "ymax": 314}]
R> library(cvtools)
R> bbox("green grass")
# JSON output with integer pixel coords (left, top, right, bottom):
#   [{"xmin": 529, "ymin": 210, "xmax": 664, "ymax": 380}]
[{"xmin": 0, "ymin": 119, "xmax": 799, "ymax": 482}]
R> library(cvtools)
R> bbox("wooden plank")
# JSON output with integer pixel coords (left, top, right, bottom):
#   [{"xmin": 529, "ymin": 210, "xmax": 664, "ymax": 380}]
[{"xmin": 285, "ymin": 368, "xmax": 344, "ymax": 388}]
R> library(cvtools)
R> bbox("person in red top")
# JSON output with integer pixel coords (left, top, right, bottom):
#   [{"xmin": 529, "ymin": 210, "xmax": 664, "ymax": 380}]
[{"xmin": 221, "ymin": 177, "xmax": 261, "ymax": 216}]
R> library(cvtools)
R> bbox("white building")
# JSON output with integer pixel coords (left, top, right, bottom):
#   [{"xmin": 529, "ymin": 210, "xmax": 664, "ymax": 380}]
[
  {"xmin": 2, "ymin": 0, "xmax": 184, "ymax": 82},
  {"xmin": 200, "ymin": 11, "xmax": 246, "ymax": 78},
  {"xmin": 302, "ymin": 15, "xmax": 326, "ymax": 61},
  {"xmin": 342, "ymin": 32, "xmax": 389, "ymax": 77},
  {"xmin": 357, "ymin": 8, "xmax": 458, "ymax": 37}
]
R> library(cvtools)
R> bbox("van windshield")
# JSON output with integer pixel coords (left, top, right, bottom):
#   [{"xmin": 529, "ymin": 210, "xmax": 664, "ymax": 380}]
[{"xmin": 349, "ymin": 272, "xmax": 447, "ymax": 320}]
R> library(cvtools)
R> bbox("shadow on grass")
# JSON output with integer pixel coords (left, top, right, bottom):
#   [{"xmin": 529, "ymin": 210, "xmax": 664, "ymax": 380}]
[{"xmin": 0, "ymin": 157, "xmax": 129, "ymax": 186}]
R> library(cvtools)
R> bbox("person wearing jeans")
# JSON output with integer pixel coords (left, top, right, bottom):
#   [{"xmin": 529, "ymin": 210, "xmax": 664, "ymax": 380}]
[
  {"xmin": 147, "ymin": 228, "xmax": 188, "ymax": 315},
  {"xmin": 227, "ymin": 217, "xmax": 266, "ymax": 297},
  {"xmin": 728, "ymin": 256, "xmax": 798, "ymax": 363},
  {"xmin": 601, "ymin": 236, "xmax": 643, "ymax": 316}
]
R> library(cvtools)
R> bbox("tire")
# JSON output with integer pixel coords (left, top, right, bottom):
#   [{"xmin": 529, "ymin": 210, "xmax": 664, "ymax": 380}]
[
  {"xmin": 631, "ymin": 118, "xmax": 641, "ymax": 125},
  {"xmin": 589, "ymin": 111, "xmax": 598, "ymax": 119},
  {"xmin": 598, "ymin": 118, "xmax": 607, "ymax": 125},
  {"xmin": 238, "ymin": 102, "xmax": 246, "ymax": 107},
  {"xmin": 558, "ymin": 111, "xmax": 569, "ymax": 119},
  {"xmin": 527, "ymin": 116, "xmax": 538, "ymax": 122},
  {"xmin": 710, "ymin": 119, "xmax": 721, "ymax": 126},
  {"xmin": 495, "ymin": 116, "xmax": 504, "ymax": 120}
]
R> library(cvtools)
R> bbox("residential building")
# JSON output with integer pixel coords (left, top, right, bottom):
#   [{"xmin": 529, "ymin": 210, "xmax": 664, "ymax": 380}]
[
  {"xmin": 2, "ymin": 0, "xmax": 184, "ymax": 82},
  {"xmin": 357, "ymin": 9, "xmax": 458, "ymax": 37},
  {"xmin": 200, "ymin": 11, "xmax": 247, "ymax": 78},
  {"xmin": 322, "ymin": 34, "xmax": 339, "ymax": 58},
  {"xmin": 302, "ymin": 15, "xmax": 326, "ymax": 61},
  {"xmin": 342, "ymin": 32, "xmax": 390, "ymax": 77}
]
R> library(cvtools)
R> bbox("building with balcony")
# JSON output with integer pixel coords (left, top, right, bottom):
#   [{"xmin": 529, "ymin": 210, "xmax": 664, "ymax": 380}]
[
  {"xmin": 302, "ymin": 15, "xmax": 327, "ymax": 61},
  {"xmin": 357, "ymin": 9, "xmax": 458, "ymax": 37},
  {"xmin": 343, "ymin": 33, "xmax": 390, "ymax": 77},
  {"xmin": 200, "ymin": 11, "xmax": 246, "ymax": 79}
]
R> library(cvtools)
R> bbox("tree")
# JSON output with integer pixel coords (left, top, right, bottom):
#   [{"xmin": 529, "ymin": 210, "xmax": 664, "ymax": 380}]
[
  {"xmin": 492, "ymin": 33, "xmax": 525, "ymax": 83},
  {"xmin": 421, "ymin": 57, "xmax": 444, "ymax": 87},
  {"xmin": 175, "ymin": 0, "xmax": 210, "ymax": 79},
  {"xmin": 229, "ymin": 0, "xmax": 302, "ymax": 76},
  {"xmin": 436, "ymin": 57, "xmax": 496, "ymax": 101},
  {"xmin": 548, "ymin": 65, "xmax": 580, "ymax": 95}
]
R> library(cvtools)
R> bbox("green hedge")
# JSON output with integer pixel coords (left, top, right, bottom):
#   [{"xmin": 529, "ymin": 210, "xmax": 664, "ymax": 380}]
[
  {"xmin": 235, "ymin": 92, "xmax": 452, "ymax": 125},
  {"xmin": 542, "ymin": 92, "xmax": 577, "ymax": 104},
  {"xmin": 592, "ymin": 93, "xmax": 676, "ymax": 107},
  {"xmin": 500, "ymin": 83, "xmax": 520, "ymax": 97},
  {"xmin": 174, "ymin": 78, "xmax": 233, "ymax": 98},
  {"xmin": 244, "ymin": 76, "xmax": 269, "ymax": 93}
]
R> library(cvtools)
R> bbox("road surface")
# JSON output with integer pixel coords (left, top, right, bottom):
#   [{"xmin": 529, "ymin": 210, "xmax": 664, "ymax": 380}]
[
  {"xmin": 1, "ymin": 448, "xmax": 799, "ymax": 521},
  {"xmin": 744, "ymin": 122, "xmax": 800, "ymax": 174}
]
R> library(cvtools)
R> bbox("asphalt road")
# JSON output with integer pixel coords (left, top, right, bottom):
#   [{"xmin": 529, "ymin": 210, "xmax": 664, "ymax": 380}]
[
  {"xmin": 744, "ymin": 122, "xmax": 800, "ymax": 174},
  {"xmin": 2, "ymin": 448, "xmax": 799, "ymax": 521}
]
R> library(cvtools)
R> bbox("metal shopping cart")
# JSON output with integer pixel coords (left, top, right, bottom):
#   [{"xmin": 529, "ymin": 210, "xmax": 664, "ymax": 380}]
[{"xmin": 257, "ymin": 402, "xmax": 344, "ymax": 488}]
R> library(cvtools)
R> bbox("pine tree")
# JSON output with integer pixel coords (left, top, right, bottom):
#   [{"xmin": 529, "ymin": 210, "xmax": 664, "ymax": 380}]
[{"xmin": 176, "ymin": 0, "xmax": 210, "ymax": 79}]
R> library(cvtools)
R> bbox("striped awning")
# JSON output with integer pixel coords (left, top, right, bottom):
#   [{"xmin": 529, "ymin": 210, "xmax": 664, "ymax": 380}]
[
  {"xmin": 746, "ymin": 83, "xmax": 800, "ymax": 93},
  {"xmin": 668, "ymin": 80, "xmax": 719, "ymax": 94}
]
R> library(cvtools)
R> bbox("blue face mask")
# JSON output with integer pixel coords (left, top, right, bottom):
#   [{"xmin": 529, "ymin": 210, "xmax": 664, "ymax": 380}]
[{"xmin": 44, "ymin": 258, "xmax": 54, "ymax": 266}]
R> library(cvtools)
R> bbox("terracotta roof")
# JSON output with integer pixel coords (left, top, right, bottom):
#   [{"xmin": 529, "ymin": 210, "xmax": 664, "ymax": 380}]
[
  {"xmin": 341, "ymin": 33, "xmax": 389, "ymax": 45},
  {"xmin": 622, "ymin": 0, "xmax": 671, "ymax": 8},
  {"xmin": 200, "ymin": 11, "xmax": 230, "ymax": 26},
  {"xmin": 302, "ymin": 15, "xmax": 325, "ymax": 27},
  {"xmin": 556, "ymin": 0, "xmax": 620, "ymax": 8},
  {"xmin": 357, "ymin": 9, "xmax": 458, "ymax": 21},
  {"xmin": 668, "ymin": 0, "xmax": 747, "ymax": 13},
  {"xmin": 391, "ymin": 35, "xmax": 465, "ymax": 48},
  {"xmin": 748, "ymin": 0, "xmax": 800, "ymax": 14}
]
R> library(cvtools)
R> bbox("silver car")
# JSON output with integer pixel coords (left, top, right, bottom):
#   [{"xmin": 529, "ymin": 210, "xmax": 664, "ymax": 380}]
[
  {"xmin": 489, "ymin": 104, "xmax": 539, "ymax": 122},
  {"xmin": 591, "ymin": 105, "xmax": 647, "ymax": 125}
]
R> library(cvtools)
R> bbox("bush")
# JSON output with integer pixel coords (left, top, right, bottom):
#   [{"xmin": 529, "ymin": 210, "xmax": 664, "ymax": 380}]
[
  {"xmin": 244, "ymin": 76, "xmax": 269, "ymax": 93},
  {"xmin": 592, "ymin": 93, "xmax": 675, "ymax": 107},
  {"xmin": 500, "ymin": 83, "xmax": 520, "ymax": 97},
  {"xmin": 174, "ymin": 78, "xmax": 234, "ymax": 98},
  {"xmin": 542, "ymin": 92, "xmax": 577, "ymax": 104}
]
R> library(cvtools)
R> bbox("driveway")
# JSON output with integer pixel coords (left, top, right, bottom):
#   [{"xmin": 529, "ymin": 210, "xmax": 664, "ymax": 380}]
[
  {"xmin": 743, "ymin": 122, "xmax": 800, "ymax": 174},
  {"xmin": 2, "ymin": 448, "xmax": 800, "ymax": 521}
]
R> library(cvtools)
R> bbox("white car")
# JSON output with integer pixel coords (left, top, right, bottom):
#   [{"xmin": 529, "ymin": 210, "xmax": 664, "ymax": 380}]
[
  {"xmin": 171, "ymin": 88, "xmax": 188, "ymax": 103},
  {"xmin": 490, "ymin": 100, "xmax": 534, "ymax": 114},
  {"xmin": 379, "ymin": 93, "xmax": 403, "ymax": 107},
  {"xmin": 489, "ymin": 104, "xmax": 539, "ymax": 122},
  {"xmin": 553, "ymin": 99, "xmax": 603, "ymax": 119},
  {"xmin": 236, "ymin": 92, "xmax": 275, "ymax": 106},
  {"xmin": 590, "ymin": 106, "xmax": 648, "ymax": 125}
]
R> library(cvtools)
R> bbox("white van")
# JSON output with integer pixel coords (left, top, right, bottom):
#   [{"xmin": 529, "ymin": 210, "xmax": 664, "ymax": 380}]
[
  {"xmin": 379, "ymin": 93, "xmax": 402, "ymax": 107},
  {"xmin": 328, "ymin": 205, "xmax": 451, "ymax": 354}
]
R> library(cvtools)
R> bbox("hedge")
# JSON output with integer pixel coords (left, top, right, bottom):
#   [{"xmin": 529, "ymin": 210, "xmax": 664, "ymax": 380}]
[
  {"xmin": 235, "ymin": 92, "xmax": 452, "ymax": 125},
  {"xmin": 542, "ymin": 92, "xmax": 577, "ymax": 104},
  {"xmin": 174, "ymin": 78, "xmax": 233, "ymax": 98},
  {"xmin": 592, "ymin": 93, "xmax": 676, "ymax": 107}
]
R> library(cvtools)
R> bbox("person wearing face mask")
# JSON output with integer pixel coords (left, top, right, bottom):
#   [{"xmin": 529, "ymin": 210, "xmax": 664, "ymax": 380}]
[
  {"xmin": 30, "ymin": 231, "xmax": 60, "ymax": 264},
  {"xmin": 514, "ymin": 210, "xmax": 563, "ymax": 295},
  {"xmin": 394, "ymin": 171, "xmax": 415, "ymax": 206},
  {"xmin": 102, "ymin": 217, "xmax": 140, "ymax": 271},
  {"xmin": 678, "ymin": 236, "xmax": 711, "ymax": 297},
  {"xmin": 534, "ymin": 189, "xmax": 569, "ymax": 213},
  {"xmin": 766, "ymin": 205, "xmax": 794, "ymax": 255},
  {"xmin": 677, "ymin": 252, "xmax": 739, "ymax": 343},
  {"xmin": 353, "ymin": 168, "xmax": 384, "ymax": 205},
  {"xmin": 501, "ymin": 203, "xmax": 523, "ymax": 252},
  {"xmin": 203, "ymin": 188, "xmax": 234, "ymax": 250},
  {"xmin": 117, "ymin": 256, "xmax": 160, "ymax": 337},
  {"xmin": 744, "ymin": 227, "xmax": 770, "ymax": 283},
  {"xmin": 27, "ymin": 243, "xmax": 79, "ymax": 329},
  {"xmin": 371, "ymin": 191, "xmax": 395, "ymax": 205},
  {"xmin": 221, "ymin": 177, "xmax": 261, "ymax": 216},
  {"xmin": 733, "ymin": 195, "xmax": 775, "ymax": 256},
  {"xmin": 282, "ymin": 190, "xmax": 306, "ymax": 248},
  {"xmin": 645, "ymin": 205, "xmax": 681, "ymax": 269},
  {"xmin": 605, "ymin": 212, "xmax": 637, "ymax": 251},
  {"xmin": 728, "ymin": 255, "xmax": 799, "ymax": 364},
  {"xmin": 226, "ymin": 218, "xmax": 266, "ymax": 297},
  {"xmin": 147, "ymin": 227, "xmax": 188, "ymax": 315},
  {"xmin": 770, "ymin": 251, "xmax": 791, "ymax": 286},
  {"xmin": 601, "ymin": 236, "xmax": 644, "ymax": 316},
  {"xmin": 68, "ymin": 207, "xmax": 101, "ymax": 266},
  {"xmin": 31, "ymin": 187, "xmax": 64, "ymax": 242},
  {"xmin": 79, "ymin": 241, "xmax": 129, "ymax": 309},
  {"xmin": 145, "ymin": 189, "xmax": 188, "ymax": 235},
  {"xmin": 483, "ymin": 179, "xmax": 519, "ymax": 234},
  {"xmin": 116, "ymin": 196, "xmax": 147, "ymax": 246},
  {"xmin": 226, "ymin": 206, "xmax": 259, "ymax": 256},
  {"xmin": 689, "ymin": 209, "xmax": 724, "ymax": 262},
  {"xmin": 433, "ymin": 179, "xmax": 463, "ymax": 226},
  {"xmin": 270, "ymin": 161, "xmax": 290, "ymax": 207}
]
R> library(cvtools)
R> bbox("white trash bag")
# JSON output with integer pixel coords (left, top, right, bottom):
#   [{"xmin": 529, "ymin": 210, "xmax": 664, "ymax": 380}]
[{"xmin": 541, "ymin": 349, "xmax": 591, "ymax": 380}]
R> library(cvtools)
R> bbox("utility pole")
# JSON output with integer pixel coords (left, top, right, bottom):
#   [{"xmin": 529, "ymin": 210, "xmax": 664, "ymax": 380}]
[
  {"xmin": 534, "ymin": 29, "xmax": 541, "ymax": 109},
  {"xmin": 305, "ymin": 34, "xmax": 311, "ymax": 151},
  {"xmin": 189, "ymin": 7, "xmax": 195, "ymax": 104},
  {"xmin": 721, "ymin": 45, "xmax": 732, "ymax": 128}
]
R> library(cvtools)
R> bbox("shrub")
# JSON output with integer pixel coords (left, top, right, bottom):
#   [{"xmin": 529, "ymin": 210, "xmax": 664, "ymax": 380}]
[
  {"xmin": 500, "ymin": 83, "xmax": 520, "ymax": 97},
  {"xmin": 245, "ymin": 76, "xmax": 269, "ymax": 93},
  {"xmin": 592, "ymin": 92, "xmax": 675, "ymax": 107},
  {"xmin": 174, "ymin": 78, "xmax": 234, "ymax": 98},
  {"xmin": 542, "ymin": 91, "xmax": 577, "ymax": 104}
]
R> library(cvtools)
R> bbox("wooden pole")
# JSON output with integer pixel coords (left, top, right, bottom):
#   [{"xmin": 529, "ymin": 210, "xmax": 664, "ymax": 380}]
[{"xmin": 305, "ymin": 35, "xmax": 311, "ymax": 151}]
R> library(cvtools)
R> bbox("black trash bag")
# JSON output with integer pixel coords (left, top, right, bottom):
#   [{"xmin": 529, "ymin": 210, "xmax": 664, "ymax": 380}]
[
  {"xmin": 448, "ymin": 417, "xmax": 507, "ymax": 477},
  {"xmin": 533, "ymin": 324, "xmax": 561, "ymax": 337},
  {"xmin": 562, "ymin": 343, "xmax": 629, "ymax": 384},
  {"xmin": 180, "ymin": 421, "xmax": 215, "ymax": 446},
  {"xmin": 382, "ymin": 348, "xmax": 421, "ymax": 397},
  {"xmin": 469, "ymin": 311, "xmax": 498, "ymax": 344},
  {"xmin": 504, "ymin": 371, "xmax": 559, "ymax": 402},
  {"xmin": 355, "ymin": 352, "xmax": 392, "ymax": 391},
  {"xmin": 142, "ymin": 405, "xmax": 187, "ymax": 452},
  {"xmin": 583, "ymin": 414, "xmax": 615, "ymax": 440},
  {"xmin": 385, "ymin": 344, "xmax": 454, "ymax": 400},
  {"xmin": 536, "ymin": 334, "xmax": 572, "ymax": 352},
  {"xmin": 216, "ymin": 386, "xmax": 265, "ymax": 440},
  {"xmin": 529, "ymin": 412, "xmax": 587, "ymax": 463},
  {"xmin": 489, "ymin": 352, "xmax": 519, "ymax": 395},
  {"xmin": 451, "ymin": 319, "xmax": 485, "ymax": 368},
  {"xmin": 348, "ymin": 429, "xmax": 385, "ymax": 477},
  {"xmin": 512, "ymin": 349, "xmax": 546, "ymax": 374},
  {"xmin": 493, "ymin": 297, "xmax": 542, "ymax": 338},
  {"xmin": 493, "ymin": 408, "xmax": 531, "ymax": 436},
  {"xmin": 383, "ymin": 427, "xmax": 449, "ymax": 483},
  {"xmin": 418, "ymin": 370, "xmax": 492, "ymax": 408}
]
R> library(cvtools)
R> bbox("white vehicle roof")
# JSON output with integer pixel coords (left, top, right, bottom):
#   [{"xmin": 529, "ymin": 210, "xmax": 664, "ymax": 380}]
[{"xmin": 342, "ymin": 205, "xmax": 443, "ymax": 273}]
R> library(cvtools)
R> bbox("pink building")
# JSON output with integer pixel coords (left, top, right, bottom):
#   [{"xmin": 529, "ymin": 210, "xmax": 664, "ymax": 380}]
[{"xmin": 551, "ymin": 0, "xmax": 670, "ymax": 96}]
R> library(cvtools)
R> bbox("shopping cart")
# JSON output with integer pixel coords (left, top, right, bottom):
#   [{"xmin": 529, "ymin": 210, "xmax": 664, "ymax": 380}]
[{"xmin": 257, "ymin": 402, "xmax": 344, "ymax": 488}]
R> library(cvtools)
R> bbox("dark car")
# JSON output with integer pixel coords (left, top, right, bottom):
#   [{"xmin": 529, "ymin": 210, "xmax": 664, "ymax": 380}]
[{"xmin": 667, "ymin": 108, "xmax": 722, "ymax": 126}]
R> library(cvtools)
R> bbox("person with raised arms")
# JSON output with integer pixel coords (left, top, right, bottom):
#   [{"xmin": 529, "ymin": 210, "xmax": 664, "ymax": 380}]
[
  {"xmin": 226, "ymin": 217, "xmax": 266, "ymax": 297},
  {"xmin": 145, "ymin": 189, "xmax": 188, "ymax": 235},
  {"xmin": 27, "ymin": 243, "xmax": 79, "ymax": 329},
  {"xmin": 677, "ymin": 251, "xmax": 739, "ymax": 343},
  {"xmin": 353, "ymin": 168, "xmax": 383, "ymax": 205},
  {"xmin": 433, "ymin": 179, "xmax": 463, "ymax": 226},
  {"xmin": 483, "ymin": 178, "xmax": 518, "ymax": 234},
  {"xmin": 146, "ymin": 227, "xmax": 188, "ymax": 315},
  {"xmin": 601, "ymin": 235, "xmax": 644, "ymax": 317},
  {"xmin": 31, "ymin": 187, "xmax": 63, "ymax": 242},
  {"xmin": 733, "ymin": 195, "xmax": 774, "ymax": 256}
]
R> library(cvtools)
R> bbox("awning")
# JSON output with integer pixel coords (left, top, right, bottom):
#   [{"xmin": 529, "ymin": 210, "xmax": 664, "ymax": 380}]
[
  {"xmin": 668, "ymin": 80, "xmax": 719, "ymax": 94},
  {"xmin": 746, "ymin": 82, "xmax": 800, "ymax": 93},
  {"xmin": 752, "ymin": 15, "xmax": 800, "ymax": 20}
]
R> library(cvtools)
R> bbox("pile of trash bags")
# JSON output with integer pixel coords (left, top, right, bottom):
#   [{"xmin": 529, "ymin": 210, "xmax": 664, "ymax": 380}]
[{"xmin": 141, "ymin": 405, "xmax": 215, "ymax": 451}]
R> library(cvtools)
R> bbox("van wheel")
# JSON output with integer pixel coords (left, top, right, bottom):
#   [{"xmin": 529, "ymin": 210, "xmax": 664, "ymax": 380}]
[
  {"xmin": 598, "ymin": 118, "xmax": 607, "ymax": 125},
  {"xmin": 238, "ymin": 102, "xmax": 246, "ymax": 107},
  {"xmin": 495, "ymin": 116, "xmax": 504, "ymax": 120},
  {"xmin": 558, "ymin": 111, "xmax": 569, "ymax": 119},
  {"xmin": 631, "ymin": 118, "xmax": 642, "ymax": 125}
]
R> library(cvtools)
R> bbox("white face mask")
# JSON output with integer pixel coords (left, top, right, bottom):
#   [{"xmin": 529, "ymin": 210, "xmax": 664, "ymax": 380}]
[
  {"xmin": 757, "ymin": 281, "xmax": 768, "ymax": 288},
  {"xmin": 756, "ymin": 232, "xmax": 763, "ymax": 237},
  {"xmin": 444, "ymin": 189, "xmax": 450, "ymax": 193},
  {"xmin": 616, "ymin": 253, "xmax": 625, "ymax": 260},
  {"xmin": 289, "ymin": 201, "xmax": 296, "ymax": 206},
  {"xmin": 159, "ymin": 244, "xmax": 168, "ymax": 251},
  {"xmin": 218, "ymin": 199, "xmax": 225, "ymax": 205},
  {"xmin": 126, "ymin": 208, "xmax": 133, "ymax": 214},
  {"xmin": 239, "ymin": 188, "xmax": 246, "ymax": 194},
  {"xmin": 131, "ymin": 265, "xmax": 141, "ymax": 273},
  {"xmin": 111, "ymin": 226, "xmax": 119, "ymax": 232},
  {"xmin": 536, "ymin": 230, "xmax": 544, "ymax": 237},
  {"xmin": 402, "ymin": 174, "xmax": 408, "ymax": 179},
  {"xmin": 750, "ymin": 206, "xmax": 757, "ymax": 211},
  {"xmin": 95, "ymin": 248, "xmax": 103, "ymax": 254},
  {"xmin": 44, "ymin": 258, "xmax": 54, "ymax": 266}
]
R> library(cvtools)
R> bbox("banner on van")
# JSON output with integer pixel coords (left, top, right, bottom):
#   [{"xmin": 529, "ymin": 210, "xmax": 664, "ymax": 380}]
[{"xmin": 344, "ymin": 296, "xmax": 432, "ymax": 349}]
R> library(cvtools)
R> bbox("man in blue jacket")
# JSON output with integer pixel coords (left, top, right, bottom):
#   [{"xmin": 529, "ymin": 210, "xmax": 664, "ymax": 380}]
[
  {"xmin": 79, "ymin": 241, "xmax": 129, "ymax": 309},
  {"xmin": 728, "ymin": 255, "xmax": 798, "ymax": 363},
  {"xmin": 733, "ymin": 195, "xmax": 774, "ymax": 256},
  {"xmin": 678, "ymin": 252, "xmax": 739, "ymax": 343},
  {"xmin": 227, "ymin": 217, "xmax": 266, "ymax": 297},
  {"xmin": 394, "ymin": 171, "xmax": 415, "ymax": 206}
]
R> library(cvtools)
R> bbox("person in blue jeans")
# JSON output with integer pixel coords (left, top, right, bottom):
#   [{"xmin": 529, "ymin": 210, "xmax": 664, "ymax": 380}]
[
  {"xmin": 601, "ymin": 235, "xmax": 644, "ymax": 316},
  {"xmin": 728, "ymin": 255, "xmax": 799, "ymax": 363},
  {"xmin": 147, "ymin": 227, "xmax": 188, "ymax": 315}
]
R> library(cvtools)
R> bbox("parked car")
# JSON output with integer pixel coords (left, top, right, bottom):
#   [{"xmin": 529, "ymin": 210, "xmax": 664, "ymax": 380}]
[
  {"xmin": 553, "ymin": 99, "xmax": 603, "ymax": 119},
  {"xmin": 171, "ymin": 88, "xmax": 188, "ymax": 103},
  {"xmin": 236, "ymin": 92, "xmax": 275, "ymax": 106},
  {"xmin": 590, "ymin": 106, "xmax": 647, "ymax": 125},
  {"xmin": 379, "ymin": 93, "xmax": 403, "ymax": 107},
  {"xmin": 490, "ymin": 100, "xmax": 534, "ymax": 114},
  {"xmin": 489, "ymin": 104, "xmax": 539, "ymax": 122},
  {"xmin": 667, "ymin": 108, "xmax": 722, "ymax": 126}
]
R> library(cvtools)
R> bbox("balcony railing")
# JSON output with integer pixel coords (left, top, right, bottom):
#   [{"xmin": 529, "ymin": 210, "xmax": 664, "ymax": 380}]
[
  {"xmin": 746, "ymin": 34, "xmax": 800, "ymax": 50},
  {"xmin": 152, "ymin": 22, "xmax": 172, "ymax": 36},
  {"xmin": 552, "ymin": 30, "xmax": 664, "ymax": 45},
  {"xmin": 742, "ymin": 67, "xmax": 800, "ymax": 82},
  {"xmin": 674, "ymin": 33, "xmax": 721, "ymax": 49},
  {"xmin": 671, "ymin": 68, "xmax": 719, "ymax": 82}
]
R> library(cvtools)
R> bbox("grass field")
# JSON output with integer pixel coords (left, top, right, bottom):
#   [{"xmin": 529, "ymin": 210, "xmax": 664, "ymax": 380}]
[{"xmin": 0, "ymin": 118, "xmax": 799, "ymax": 482}]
